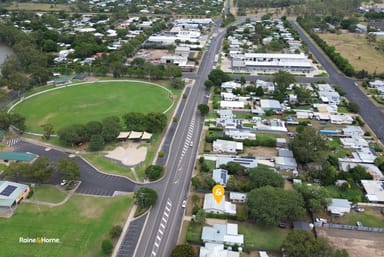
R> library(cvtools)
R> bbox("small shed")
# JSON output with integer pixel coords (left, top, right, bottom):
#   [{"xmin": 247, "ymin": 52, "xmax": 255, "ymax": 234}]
[{"xmin": 327, "ymin": 198, "xmax": 350, "ymax": 216}]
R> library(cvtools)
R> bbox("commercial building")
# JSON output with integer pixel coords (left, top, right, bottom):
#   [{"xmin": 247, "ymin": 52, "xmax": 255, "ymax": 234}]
[
  {"xmin": 231, "ymin": 53, "xmax": 314, "ymax": 73},
  {"xmin": 0, "ymin": 152, "xmax": 38, "ymax": 164},
  {"xmin": 0, "ymin": 181, "xmax": 30, "ymax": 209}
]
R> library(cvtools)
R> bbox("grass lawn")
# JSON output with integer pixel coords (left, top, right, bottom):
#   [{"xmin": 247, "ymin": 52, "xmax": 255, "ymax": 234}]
[
  {"xmin": 237, "ymin": 222, "xmax": 289, "ymax": 251},
  {"xmin": 338, "ymin": 208, "xmax": 384, "ymax": 228},
  {"xmin": 0, "ymin": 195, "xmax": 132, "ymax": 257},
  {"xmin": 186, "ymin": 222, "xmax": 203, "ymax": 244},
  {"xmin": 32, "ymin": 185, "xmax": 67, "ymax": 203},
  {"xmin": 319, "ymin": 32, "xmax": 384, "ymax": 74},
  {"xmin": 12, "ymin": 81, "xmax": 173, "ymax": 133},
  {"xmin": 326, "ymin": 185, "xmax": 365, "ymax": 202},
  {"xmin": 82, "ymin": 154, "xmax": 135, "ymax": 180}
]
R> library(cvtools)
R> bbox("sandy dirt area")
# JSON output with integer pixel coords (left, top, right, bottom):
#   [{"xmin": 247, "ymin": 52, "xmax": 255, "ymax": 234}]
[
  {"xmin": 105, "ymin": 142, "xmax": 147, "ymax": 166},
  {"xmin": 317, "ymin": 228, "xmax": 384, "ymax": 257},
  {"xmin": 244, "ymin": 146, "xmax": 277, "ymax": 158}
]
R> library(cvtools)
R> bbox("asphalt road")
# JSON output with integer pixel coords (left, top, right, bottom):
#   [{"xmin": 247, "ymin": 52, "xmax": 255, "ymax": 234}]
[
  {"xmin": 13, "ymin": 141, "xmax": 137, "ymax": 195},
  {"xmin": 131, "ymin": 26, "xmax": 226, "ymax": 257},
  {"xmin": 290, "ymin": 20, "xmax": 384, "ymax": 142}
]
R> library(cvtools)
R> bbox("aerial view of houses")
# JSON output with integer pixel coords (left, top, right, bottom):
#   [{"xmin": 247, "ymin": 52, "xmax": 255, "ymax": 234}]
[{"xmin": 0, "ymin": 0, "xmax": 384, "ymax": 256}]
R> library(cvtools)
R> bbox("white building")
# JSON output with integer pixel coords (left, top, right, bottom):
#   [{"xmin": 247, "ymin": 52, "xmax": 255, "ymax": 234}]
[
  {"xmin": 229, "ymin": 192, "xmax": 247, "ymax": 203},
  {"xmin": 201, "ymin": 223, "xmax": 243, "ymax": 246},
  {"xmin": 259, "ymin": 99, "xmax": 282, "ymax": 111},
  {"xmin": 220, "ymin": 101, "xmax": 245, "ymax": 109},
  {"xmin": 327, "ymin": 198, "xmax": 351, "ymax": 216},
  {"xmin": 199, "ymin": 243, "xmax": 240, "ymax": 257},
  {"xmin": 212, "ymin": 139, "xmax": 243, "ymax": 154},
  {"xmin": 203, "ymin": 194, "xmax": 237, "ymax": 215},
  {"xmin": 231, "ymin": 53, "xmax": 314, "ymax": 73},
  {"xmin": 361, "ymin": 180, "xmax": 384, "ymax": 203}
]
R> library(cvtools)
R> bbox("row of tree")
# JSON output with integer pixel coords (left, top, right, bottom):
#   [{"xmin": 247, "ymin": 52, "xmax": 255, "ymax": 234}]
[
  {"xmin": 58, "ymin": 112, "xmax": 167, "ymax": 149},
  {"xmin": 297, "ymin": 16, "xmax": 355, "ymax": 77},
  {"xmin": 4, "ymin": 157, "xmax": 80, "ymax": 183}
]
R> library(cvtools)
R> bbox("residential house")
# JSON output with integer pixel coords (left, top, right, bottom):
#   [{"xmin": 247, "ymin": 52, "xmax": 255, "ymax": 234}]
[
  {"xmin": 361, "ymin": 180, "xmax": 384, "ymax": 203},
  {"xmin": 212, "ymin": 139, "xmax": 243, "ymax": 154},
  {"xmin": 229, "ymin": 192, "xmax": 247, "ymax": 203},
  {"xmin": 201, "ymin": 223, "xmax": 244, "ymax": 246},
  {"xmin": 259, "ymin": 99, "xmax": 282, "ymax": 112},
  {"xmin": 212, "ymin": 169, "xmax": 229, "ymax": 187},
  {"xmin": 199, "ymin": 243, "xmax": 240, "ymax": 257},
  {"xmin": 275, "ymin": 156, "xmax": 297, "ymax": 171},
  {"xmin": 203, "ymin": 193, "xmax": 237, "ymax": 215},
  {"xmin": 220, "ymin": 101, "xmax": 245, "ymax": 109},
  {"xmin": 216, "ymin": 156, "xmax": 258, "ymax": 169},
  {"xmin": 224, "ymin": 130, "xmax": 256, "ymax": 140}
]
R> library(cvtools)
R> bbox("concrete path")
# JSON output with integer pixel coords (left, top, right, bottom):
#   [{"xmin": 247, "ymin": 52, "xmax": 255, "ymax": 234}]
[{"xmin": 23, "ymin": 182, "xmax": 80, "ymax": 207}]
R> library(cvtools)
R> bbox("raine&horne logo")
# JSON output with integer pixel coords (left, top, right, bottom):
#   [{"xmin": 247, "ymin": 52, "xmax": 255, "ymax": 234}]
[{"xmin": 19, "ymin": 236, "xmax": 60, "ymax": 244}]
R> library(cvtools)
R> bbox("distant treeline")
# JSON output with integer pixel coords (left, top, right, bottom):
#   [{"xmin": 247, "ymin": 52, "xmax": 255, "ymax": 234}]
[{"xmin": 237, "ymin": 0, "xmax": 304, "ymax": 8}]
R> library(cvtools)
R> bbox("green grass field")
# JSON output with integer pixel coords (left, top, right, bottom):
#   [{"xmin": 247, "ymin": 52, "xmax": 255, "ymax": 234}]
[
  {"xmin": 237, "ymin": 222, "xmax": 289, "ymax": 251},
  {"xmin": 82, "ymin": 154, "xmax": 135, "ymax": 180},
  {"xmin": 338, "ymin": 208, "xmax": 384, "ymax": 228},
  {"xmin": 12, "ymin": 81, "xmax": 173, "ymax": 133},
  {"xmin": 0, "ymin": 195, "xmax": 132, "ymax": 257},
  {"xmin": 32, "ymin": 185, "xmax": 67, "ymax": 203}
]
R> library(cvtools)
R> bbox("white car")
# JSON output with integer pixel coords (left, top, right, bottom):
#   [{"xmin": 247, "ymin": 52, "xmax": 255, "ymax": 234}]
[
  {"xmin": 181, "ymin": 200, "xmax": 187, "ymax": 208},
  {"xmin": 60, "ymin": 180, "xmax": 68, "ymax": 186}
]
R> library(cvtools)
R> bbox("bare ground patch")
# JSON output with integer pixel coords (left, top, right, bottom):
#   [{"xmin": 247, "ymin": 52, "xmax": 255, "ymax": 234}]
[
  {"xmin": 319, "ymin": 32, "xmax": 384, "ymax": 74},
  {"xmin": 317, "ymin": 228, "xmax": 384, "ymax": 257},
  {"xmin": 244, "ymin": 146, "xmax": 277, "ymax": 158}
]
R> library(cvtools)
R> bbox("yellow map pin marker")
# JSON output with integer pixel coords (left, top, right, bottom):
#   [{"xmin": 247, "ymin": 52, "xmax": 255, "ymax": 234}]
[{"xmin": 212, "ymin": 184, "xmax": 225, "ymax": 204}]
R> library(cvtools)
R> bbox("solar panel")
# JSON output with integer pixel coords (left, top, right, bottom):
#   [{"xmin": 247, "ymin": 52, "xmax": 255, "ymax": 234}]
[{"xmin": 0, "ymin": 185, "xmax": 17, "ymax": 196}]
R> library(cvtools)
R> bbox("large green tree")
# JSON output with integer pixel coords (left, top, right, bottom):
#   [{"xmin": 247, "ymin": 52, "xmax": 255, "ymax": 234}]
[
  {"xmin": 282, "ymin": 230, "xmax": 349, "ymax": 257},
  {"xmin": 170, "ymin": 244, "xmax": 197, "ymax": 257},
  {"xmin": 207, "ymin": 69, "xmax": 231, "ymax": 86},
  {"xmin": 145, "ymin": 165, "xmax": 163, "ymax": 181},
  {"xmin": 291, "ymin": 127, "xmax": 328, "ymax": 164},
  {"xmin": 57, "ymin": 158, "xmax": 80, "ymax": 180},
  {"xmin": 273, "ymin": 70, "xmax": 296, "ymax": 102},
  {"xmin": 249, "ymin": 166, "xmax": 284, "ymax": 188},
  {"xmin": 247, "ymin": 186, "xmax": 305, "ymax": 225},
  {"xmin": 134, "ymin": 187, "xmax": 158, "ymax": 209}
]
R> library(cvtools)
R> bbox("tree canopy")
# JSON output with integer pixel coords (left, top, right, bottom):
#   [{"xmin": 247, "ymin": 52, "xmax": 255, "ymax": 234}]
[
  {"xmin": 282, "ymin": 230, "xmax": 349, "ymax": 257},
  {"xmin": 170, "ymin": 244, "xmax": 197, "ymax": 257},
  {"xmin": 273, "ymin": 71, "xmax": 296, "ymax": 102},
  {"xmin": 145, "ymin": 165, "xmax": 163, "ymax": 181},
  {"xmin": 134, "ymin": 187, "xmax": 158, "ymax": 209},
  {"xmin": 249, "ymin": 166, "xmax": 284, "ymax": 188},
  {"xmin": 291, "ymin": 127, "xmax": 328, "ymax": 164},
  {"xmin": 247, "ymin": 186, "xmax": 305, "ymax": 225}
]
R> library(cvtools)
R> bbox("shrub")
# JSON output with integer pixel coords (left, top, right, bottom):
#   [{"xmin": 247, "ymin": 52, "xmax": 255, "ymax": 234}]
[
  {"xmin": 101, "ymin": 239, "xmax": 113, "ymax": 254},
  {"xmin": 110, "ymin": 225, "xmax": 123, "ymax": 239}
]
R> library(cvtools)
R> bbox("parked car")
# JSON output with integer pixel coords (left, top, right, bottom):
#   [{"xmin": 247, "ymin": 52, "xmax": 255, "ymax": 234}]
[
  {"xmin": 356, "ymin": 207, "xmax": 365, "ymax": 212},
  {"xmin": 181, "ymin": 200, "xmax": 187, "ymax": 208},
  {"xmin": 356, "ymin": 221, "xmax": 363, "ymax": 227},
  {"xmin": 60, "ymin": 180, "xmax": 68, "ymax": 186}
]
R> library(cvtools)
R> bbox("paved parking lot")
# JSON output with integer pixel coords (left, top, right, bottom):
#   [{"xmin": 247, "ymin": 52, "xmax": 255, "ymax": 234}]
[
  {"xmin": 116, "ymin": 214, "xmax": 148, "ymax": 257},
  {"xmin": 13, "ymin": 141, "xmax": 137, "ymax": 196}
]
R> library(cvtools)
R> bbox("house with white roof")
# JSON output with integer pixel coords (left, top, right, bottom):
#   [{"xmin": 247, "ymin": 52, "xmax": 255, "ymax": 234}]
[
  {"xmin": 361, "ymin": 180, "xmax": 384, "ymax": 203},
  {"xmin": 220, "ymin": 101, "xmax": 245, "ymax": 109},
  {"xmin": 342, "ymin": 126, "xmax": 365, "ymax": 137},
  {"xmin": 229, "ymin": 192, "xmax": 247, "ymax": 203},
  {"xmin": 259, "ymin": 99, "xmax": 282, "ymax": 112},
  {"xmin": 203, "ymin": 194, "xmax": 237, "ymax": 215},
  {"xmin": 212, "ymin": 139, "xmax": 243, "ymax": 154},
  {"xmin": 199, "ymin": 243, "xmax": 240, "ymax": 257},
  {"xmin": 201, "ymin": 223, "xmax": 243, "ymax": 246},
  {"xmin": 221, "ymin": 81, "xmax": 242, "ymax": 92},
  {"xmin": 224, "ymin": 130, "xmax": 256, "ymax": 140}
]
